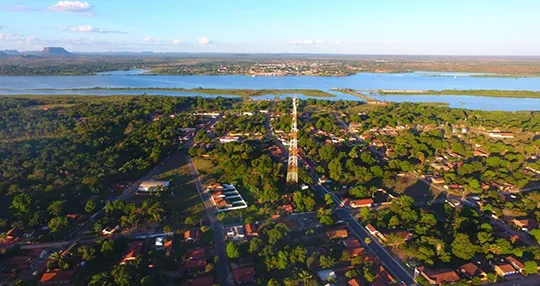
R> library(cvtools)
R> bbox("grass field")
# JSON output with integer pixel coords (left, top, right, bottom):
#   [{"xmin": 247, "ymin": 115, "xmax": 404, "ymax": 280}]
[{"xmin": 153, "ymin": 151, "xmax": 205, "ymax": 229}]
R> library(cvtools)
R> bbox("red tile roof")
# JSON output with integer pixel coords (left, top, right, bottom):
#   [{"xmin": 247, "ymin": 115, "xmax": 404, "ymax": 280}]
[
  {"xmin": 417, "ymin": 267, "xmax": 460, "ymax": 284},
  {"xmin": 121, "ymin": 241, "xmax": 143, "ymax": 264},
  {"xmin": 244, "ymin": 223, "xmax": 259, "ymax": 236},
  {"xmin": 326, "ymin": 227, "xmax": 349, "ymax": 239},
  {"xmin": 185, "ymin": 228, "xmax": 202, "ymax": 241},
  {"xmin": 348, "ymin": 278, "xmax": 364, "ymax": 286},
  {"xmin": 190, "ymin": 275, "xmax": 214, "ymax": 286},
  {"xmin": 495, "ymin": 263, "xmax": 516, "ymax": 274},
  {"xmin": 349, "ymin": 198, "xmax": 374, "ymax": 208},
  {"xmin": 506, "ymin": 256, "xmax": 524, "ymax": 270},
  {"xmin": 459, "ymin": 262, "xmax": 483, "ymax": 278},
  {"xmin": 184, "ymin": 259, "xmax": 207, "ymax": 269},
  {"xmin": 366, "ymin": 224, "xmax": 377, "ymax": 233},
  {"xmin": 39, "ymin": 270, "xmax": 74, "ymax": 285},
  {"xmin": 186, "ymin": 248, "xmax": 206, "ymax": 260},
  {"xmin": 348, "ymin": 247, "xmax": 365, "ymax": 257},
  {"xmin": 233, "ymin": 267, "xmax": 255, "ymax": 284}
]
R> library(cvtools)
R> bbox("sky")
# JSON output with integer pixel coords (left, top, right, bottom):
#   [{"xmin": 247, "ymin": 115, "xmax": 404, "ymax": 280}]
[{"xmin": 0, "ymin": 0, "xmax": 539, "ymax": 55}]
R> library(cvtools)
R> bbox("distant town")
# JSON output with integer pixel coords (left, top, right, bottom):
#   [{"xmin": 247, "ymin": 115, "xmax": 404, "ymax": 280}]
[{"xmin": 2, "ymin": 47, "xmax": 540, "ymax": 77}]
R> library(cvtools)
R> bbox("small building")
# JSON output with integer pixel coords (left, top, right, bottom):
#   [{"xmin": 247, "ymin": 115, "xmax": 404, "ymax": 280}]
[
  {"xmin": 489, "ymin": 132, "xmax": 514, "ymax": 139},
  {"xmin": 244, "ymin": 223, "xmax": 260, "ymax": 237},
  {"xmin": 366, "ymin": 224, "xmax": 378, "ymax": 236},
  {"xmin": 219, "ymin": 136, "xmax": 240, "ymax": 143},
  {"xmin": 511, "ymin": 218, "xmax": 538, "ymax": 232},
  {"xmin": 186, "ymin": 248, "xmax": 206, "ymax": 260},
  {"xmin": 506, "ymin": 256, "xmax": 525, "ymax": 273},
  {"xmin": 233, "ymin": 267, "xmax": 255, "ymax": 284},
  {"xmin": 138, "ymin": 181, "xmax": 170, "ymax": 193},
  {"xmin": 317, "ymin": 269, "xmax": 337, "ymax": 281},
  {"xmin": 101, "ymin": 225, "xmax": 120, "ymax": 236},
  {"xmin": 473, "ymin": 150, "xmax": 488, "ymax": 157},
  {"xmin": 348, "ymin": 278, "xmax": 363, "ymax": 286},
  {"xmin": 121, "ymin": 241, "xmax": 143, "ymax": 264},
  {"xmin": 184, "ymin": 259, "xmax": 207, "ymax": 270},
  {"xmin": 185, "ymin": 228, "xmax": 202, "ymax": 242},
  {"xmin": 326, "ymin": 227, "xmax": 348, "ymax": 239},
  {"xmin": 459, "ymin": 262, "xmax": 487, "ymax": 280},
  {"xmin": 430, "ymin": 177, "xmax": 445, "ymax": 184},
  {"xmin": 189, "ymin": 276, "xmax": 214, "ymax": 286},
  {"xmin": 343, "ymin": 236, "xmax": 361, "ymax": 248},
  {"xmin": 225, "ymin": 225, "xmax": 245, "ymax": 241},
  {"xmin": 372, "ymin": 139, "xmax": 384, "ymax": 147},
  {"xmin": 278, "ymin": 204, "xmax": 294, "ymax": 215},
  {"xmin": 415, "ymin": 267, "xmax": 460, "ymax": 285},
  {"xmin": 349, "ymin": 198, "xmax": 374, "ymax": 208},
  {"xmin": 348, "ymin": 247, "xmax": 365, "ymax": 257},
  {"xmin": 494, "ymin": 263, "xmax": 518, "ymax": 277},
  {"xmin": 39, "ymin": 270, "xmax": 74, "ymax": 286}
]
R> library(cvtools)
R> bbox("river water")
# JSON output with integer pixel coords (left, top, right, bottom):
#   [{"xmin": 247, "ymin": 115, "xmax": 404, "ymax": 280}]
[{"xmin": 0, "ymin": 71, "xmax": 539, "ymax": 111}]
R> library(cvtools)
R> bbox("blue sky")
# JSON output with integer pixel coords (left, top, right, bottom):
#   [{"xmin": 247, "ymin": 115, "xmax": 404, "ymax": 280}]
[{"xmin": 0, "ymin": 0, "xmax": 539, "ymax": 54}]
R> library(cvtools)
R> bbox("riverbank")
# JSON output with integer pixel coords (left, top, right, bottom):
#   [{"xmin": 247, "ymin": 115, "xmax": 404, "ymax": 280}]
[
  {"xmin": 378, "ymin": 89, "xmax": 540, "ymax": 98},
  {"xmin": 27, "ymin": 87, "xmax": 336, "ymax": 98}
]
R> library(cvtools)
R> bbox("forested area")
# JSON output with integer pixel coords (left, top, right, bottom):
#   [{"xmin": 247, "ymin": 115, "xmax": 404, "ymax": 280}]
[{"xmin": 0, "ymin": 95, "xmax": 237, "ymax": 233}]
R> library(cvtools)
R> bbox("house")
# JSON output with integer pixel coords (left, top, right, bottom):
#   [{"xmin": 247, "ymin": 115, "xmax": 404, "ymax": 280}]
[
  {"xmin": 101, "ymin": 225, "xmax": 120, "ymax": 236},
  {"xmin": 366, "ymin": 224, "xmax": 378, "ymax": 236},
  {"xmin": 415, "ymin": 267, "xmax": 460, "ymax": 285},
  {"xmin": 233, "ymin": 267, "xmax": 255, "ymax": 284},
  {"xmin": 121, "ymin": 241, "xmax": 143, "ymax": 264},
  {"xmin": 219, "ymin": 136, "xmax": 240, "ymax": 143},
  {"xmin": 506, "ymin": 256, "xmax": 525, "ymax": 273},
  {"xmin": 326, "ymin": 227, "xmax": 348, "ymax": 239},
  {"xmin": 138, "ymin": 180, "xmax": 170, "ymax": 193},
  {"xmin": 430, "ymin": 177, "xmax": 445, "ymax": 184},
  {"xmin": 349, "ymin": 198, "xmax": 374, "ymax": 208},
  {"xmin": 278, "ymin": 204, "xmax": 294, "ymax": 215},
  {"xmin": 372, "ymin": 139, "xmax": 384, "ymax": 147},
  {"xmin": 5, "ymin": 228, "xmax": 23, "ymax": 241},
  {"xmin": 186, "ymin": 248, "xmax": 206, "ymax": 260},
  {"xmin": 494, "ymin": 263, "xmax": 518, "ymax": 277},
  {"xmin": 185, "ymin": 228, "xmax": 202, "ymax": 241},
  {"xmin": 348, "ymin": 278, "xmax": 364, "ymax": 286},
  {"xmin": 184, "ymin": 259, "xmax": 207, "ymax": 270},
  {"xmin": 39, "ymin": 270, "xmax": 74, "ymax": 286},
  {"xmin": 343, "ymin": 236, "xmax": 361, "ymax": 248},
  {"xmin": 244, "ymin": 223, "xmax": 259, "ymax": 237},
  {"xmin": 489, "ymin": 131, "xmax": 514, "ymax": 139},
  {"xmin": 348, "ymin": 247, "xmax": 365, "ymax": 257},
  {"xmin": 318, "ymin": 176, "xmax": 331, "ymax": 184},
  {"xmin": 511, "ymin": 218, "xmax": 538, "ymax": 232},
  {"xmin": 189, "ymin": 276, "xmax": 214, "ymax": 286},
  {"xmin": 473, "ymin": 150, "xmax": 488, "ymax": 157},
  {"xmin": 226, "ymin": 225, "xmax": 246, "ymax": 241},
  {"xmin": 373, "ymin": 266, "xmax": 396, "ymax": 285},
  {"xmin": 317, "ymin": 269, "xmax": 337, "ymax": 281},
  {"xmin": 459, "ymin": 262, "xmax": 487, "ymax": 280}
]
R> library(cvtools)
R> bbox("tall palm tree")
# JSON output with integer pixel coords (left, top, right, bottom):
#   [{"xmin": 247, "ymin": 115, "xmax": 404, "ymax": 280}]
[{"xmin": 298, "ymin": 270, "xmax": 313, "ymax": 285}]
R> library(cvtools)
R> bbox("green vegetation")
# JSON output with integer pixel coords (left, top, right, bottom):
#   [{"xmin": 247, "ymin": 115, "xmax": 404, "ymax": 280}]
[{"xmin": 378, "ymin": 89, "xmax": 540, "ymax": 98}]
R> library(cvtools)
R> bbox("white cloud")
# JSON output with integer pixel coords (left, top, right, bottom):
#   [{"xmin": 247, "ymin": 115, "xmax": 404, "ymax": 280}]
[
  {"xmin": 198, "ymin": 37, "xmax": 211, "ymax": 45},
  {"xmin": 288, "ymin": 39, "xmax": 324, "ymax": 45},
  {"xmin": 172, "ymin": 39, "xmax": 183, "ymax": 45},
  {"xmin": 49, "ymin": 1, "xmax": 92, "ymax": 13},
  {"xmin": 0, "ymin": 33, "xmax": 38, "ymax": 44},
  {"xmin": 143, "ymin": 37, "xmax": 163, "ymax": 43},
  {"xmin": 61, "ymin": 25, "xmax": 126, "ymax": 34},
  {"xmin": 287, "ymin": 39, "xmax": 347, "ymax": 46}
]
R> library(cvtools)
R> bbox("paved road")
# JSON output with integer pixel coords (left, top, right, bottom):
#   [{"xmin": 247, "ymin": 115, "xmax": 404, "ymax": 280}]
[
  {"xmin": 186, "ymin": 154, "xmax": 231, "ymax": 286},
  {"xmin": 492, "ymin": 274, "xmax": 540, "ymax": 286}
]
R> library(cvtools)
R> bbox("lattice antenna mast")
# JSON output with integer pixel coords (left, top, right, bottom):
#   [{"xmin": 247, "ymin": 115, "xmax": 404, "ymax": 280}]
[{"xmin": 286, "ymin": 95, "xmax": 299, "ymax": 185}]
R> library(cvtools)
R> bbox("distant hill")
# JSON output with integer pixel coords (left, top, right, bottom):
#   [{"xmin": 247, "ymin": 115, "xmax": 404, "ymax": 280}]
[
  {"xmin": 2, "ymin": 50, "xmax": 21, "ymax": 55},
  {"xmin": 41, "ymin": 47, "xmax": 73, "ymax": 56},
  {"xmin": 0, "ymin": 51, "xmax": 6, "ymax": 57}
]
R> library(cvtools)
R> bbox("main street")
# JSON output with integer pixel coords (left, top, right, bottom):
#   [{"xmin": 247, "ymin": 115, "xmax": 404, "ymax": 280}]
[{"xmin": 186, "ymin": 154, "xmax": 231, "ymax": 286}]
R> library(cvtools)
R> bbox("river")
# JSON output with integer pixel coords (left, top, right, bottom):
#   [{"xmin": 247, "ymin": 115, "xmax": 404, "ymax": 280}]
[{"xmin": 0, "ymin": 71, "xmax": 539, "ymax": 111}]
